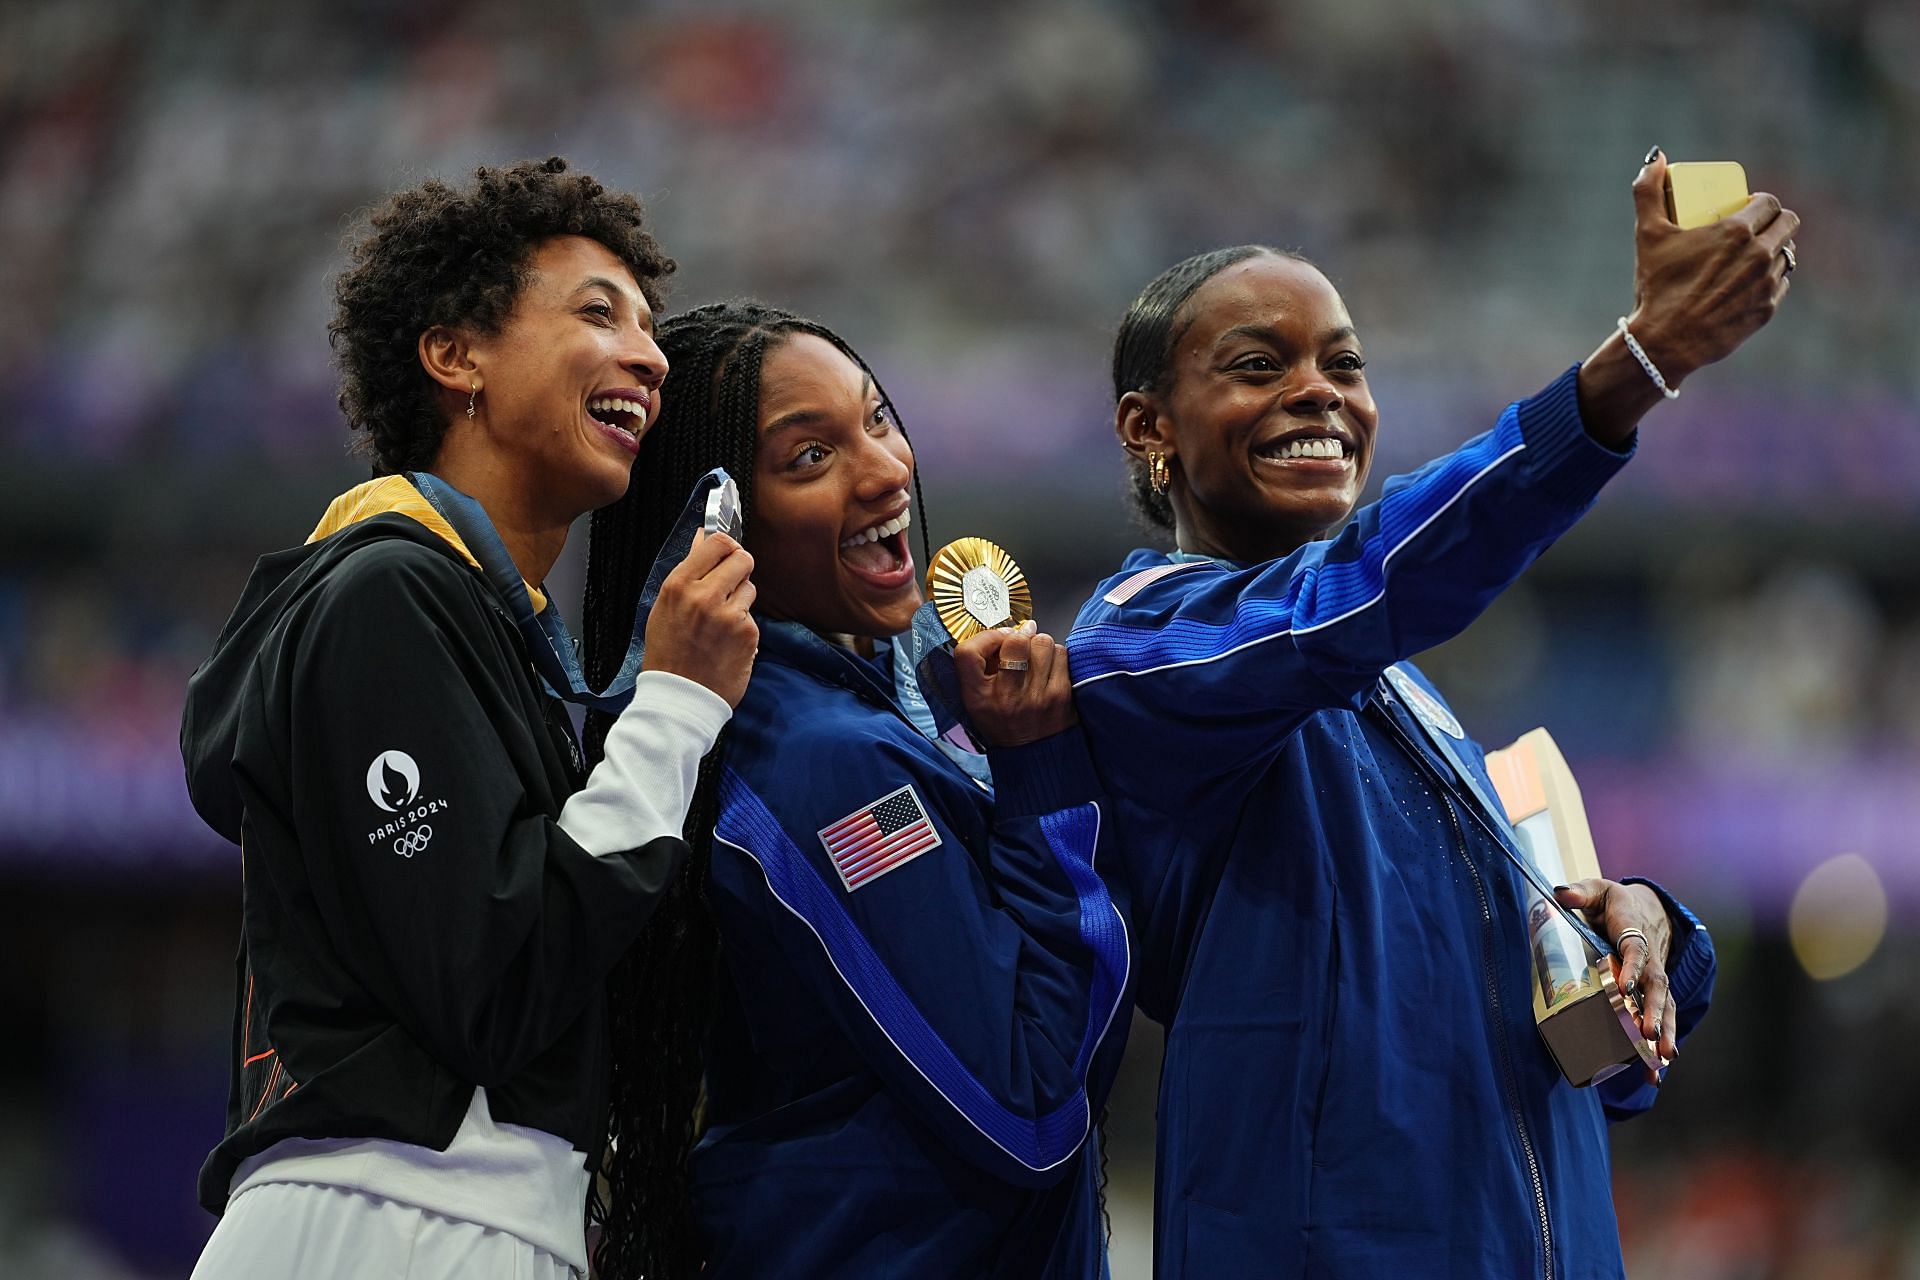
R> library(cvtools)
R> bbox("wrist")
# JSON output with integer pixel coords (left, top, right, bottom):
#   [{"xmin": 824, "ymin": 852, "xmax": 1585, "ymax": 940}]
[
  {"xmin": 1574, "ymin": 314, "xmax": 1697, "ymax": 445},
  {"xmin": 1577, "ymin": 330, "xmax": 1668, "ymax": 447},
  {"xmin": 1622, "ymin": 305, "xmax": 1706, "ymax": 386},
  {"xmin": 987, "ymin": 726, "xmax": 1101, "ymax": 819}
]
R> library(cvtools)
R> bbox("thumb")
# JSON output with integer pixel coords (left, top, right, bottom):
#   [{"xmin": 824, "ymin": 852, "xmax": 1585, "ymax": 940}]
[
  {"xmin": 1554, "ymin": 879, "xmax": 1606, "ymax": 911},
  {"xmin": 1632, "ymin": 147, "xmax": 1673, "ymax": 235}
]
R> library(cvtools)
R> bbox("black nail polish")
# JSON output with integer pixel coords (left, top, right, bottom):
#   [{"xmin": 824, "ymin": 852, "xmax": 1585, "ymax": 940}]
[
  {"xmin": 1643, "ymin": 145, "xmax": 1662, "ymax": 165},
  {"xmin": 1552, "ymin": 884, "xmax": 1569, "ymax": 893}
]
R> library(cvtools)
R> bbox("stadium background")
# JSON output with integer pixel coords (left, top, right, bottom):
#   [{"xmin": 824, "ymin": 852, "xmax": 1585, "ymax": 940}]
[{"xmin": 2, "ymin": 0, "xmax": 1917, "ymax": 1275}]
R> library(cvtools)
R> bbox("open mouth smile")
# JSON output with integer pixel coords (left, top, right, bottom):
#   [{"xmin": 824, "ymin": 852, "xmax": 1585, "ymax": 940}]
[
  {"xmin": 839, "ymin": 507, "xmax": 916, "ymax": 590},
  {"xmin": 585, "ymin": 389, "xmax": 653, "ymax": 455},
  {"xmin": 1253, "ymin": 427, "xmax": 1358, "ymax": 470}
]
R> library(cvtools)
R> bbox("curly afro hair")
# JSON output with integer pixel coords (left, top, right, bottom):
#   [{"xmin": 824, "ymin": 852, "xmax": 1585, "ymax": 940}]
[{"xmin": 330, "ymin": 156, "xmax": 676, "ymax": 475}]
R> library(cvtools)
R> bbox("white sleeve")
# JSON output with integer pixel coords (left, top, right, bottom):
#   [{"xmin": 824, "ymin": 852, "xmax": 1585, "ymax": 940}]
[{"xmin": 557, "ymin": 670, "xmax": 732, "ymax": 855}]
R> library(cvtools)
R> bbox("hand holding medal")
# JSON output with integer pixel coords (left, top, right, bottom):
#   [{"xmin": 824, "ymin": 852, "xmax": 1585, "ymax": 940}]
[{"xmin": 919, "ymin": 538, "xmax": 1074, "ymax": 749}]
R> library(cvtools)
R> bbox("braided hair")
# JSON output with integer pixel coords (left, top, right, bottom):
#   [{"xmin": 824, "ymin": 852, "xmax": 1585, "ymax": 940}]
[
  {"xmin": 1110, "ymin": 245, "xmax": 1313, "ymax": 531},
  {"xmin": 581, "ymin": 300, "xmax": 929, "ymax": 1279}
]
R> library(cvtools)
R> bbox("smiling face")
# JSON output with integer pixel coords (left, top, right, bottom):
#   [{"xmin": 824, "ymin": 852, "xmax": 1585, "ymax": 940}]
[
  {"xmin": 1124, "ymin": 254, "xmax": 1379, "ymax": 562},
  {"xmin": 748, "ymin": 333, "xmax": 921, "ymax": 641},
  {"xmin": 457, "ymin": 234, "xmax": 668, "ymax": 522}
]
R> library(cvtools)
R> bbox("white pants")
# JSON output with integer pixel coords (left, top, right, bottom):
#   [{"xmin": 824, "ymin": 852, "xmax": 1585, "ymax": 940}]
[{"xmin": 192, "ymin": 1181, "xmax": 581, "ymax": 1280}]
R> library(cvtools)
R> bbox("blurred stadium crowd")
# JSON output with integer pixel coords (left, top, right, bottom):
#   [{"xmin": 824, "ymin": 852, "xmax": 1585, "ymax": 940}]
[{"xmin": 2, "ymin": 0, "xmax": 1918, "ymax": 1275}]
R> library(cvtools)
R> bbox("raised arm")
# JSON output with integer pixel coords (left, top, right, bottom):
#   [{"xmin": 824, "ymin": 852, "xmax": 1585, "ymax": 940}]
[
  {"xmin": 1070, "ymin": 367, "xmax": 1625, "ymax": 765},
  {"xmin": 279, "ymin": 544, "xmax": 728, "ymax": 1087},
  {"xmin": 1072, "ymin": 151, "xmax": 1799, "ymax": 776}
]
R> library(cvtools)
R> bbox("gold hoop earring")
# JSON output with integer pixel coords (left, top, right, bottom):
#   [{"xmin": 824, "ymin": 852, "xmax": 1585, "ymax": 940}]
[
  {"xmin": 467, "ymin": 381, "xmax": 478, "ymax": 420},
  {"xmin": 1147, "ymin": 451, "xmax": 1171, "ymax": 497}
]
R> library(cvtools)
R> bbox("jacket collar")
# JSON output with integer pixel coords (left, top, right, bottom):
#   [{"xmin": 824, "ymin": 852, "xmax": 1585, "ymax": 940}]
[
  {"xmin": 756, "ymin": 618, "xmax": 996, "ymax": 788},
  {"xmin": 757, "ymin": 619, "xmax": 901, "ymax": 713},
  {"xmin": 309, "ymin": 474, "xmax": 547, "ymax": 612}
]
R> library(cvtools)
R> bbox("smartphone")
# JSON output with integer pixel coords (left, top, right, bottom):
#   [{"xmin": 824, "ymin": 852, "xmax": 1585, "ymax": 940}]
[
  {"xmin": 1665, "ymin": 161, "xmax": 1750, "ymax": 229},
  {"xmin": 703, "ymin": 475, "xmax": 743, "ymax": 542}
]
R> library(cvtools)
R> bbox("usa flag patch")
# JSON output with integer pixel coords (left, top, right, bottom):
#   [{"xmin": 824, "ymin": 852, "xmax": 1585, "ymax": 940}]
[
  {"xmin": 818, "ymin": 785, "xmax": 943, "ymax": 891},
  {"xmin": 1102, "ymin": 558, "xmax": 1211, "ymax": 604}
]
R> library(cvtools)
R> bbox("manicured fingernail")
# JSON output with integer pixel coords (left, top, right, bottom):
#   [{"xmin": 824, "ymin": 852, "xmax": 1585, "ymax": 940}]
[
  {"xmin": 1644, "ymin": 145, "xmax": 1662, "ymax": 165},
  {"xmin": 1021, "ymin": 619, "xmax": 1038, "ymax": 635},
  {"xmin": 1552, "ymin": 885, "xmax": 1570, "ymax": 894}
]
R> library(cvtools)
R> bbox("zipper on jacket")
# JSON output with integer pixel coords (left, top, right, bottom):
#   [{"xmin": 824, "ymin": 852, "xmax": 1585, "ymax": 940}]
[
  {"xmin": 1369, "ymin": 703, "xmax": 1554, "ymax": 1280},
  {"xmin": 1439, "ymin": 789, "xmax": 1554, "ymax": 1280}
]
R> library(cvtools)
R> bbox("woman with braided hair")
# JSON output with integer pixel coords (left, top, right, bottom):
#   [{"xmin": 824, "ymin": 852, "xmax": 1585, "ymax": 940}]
[{"xmin": 582, "ymin": 301, "xmax": 1132, "ymax": 1279}]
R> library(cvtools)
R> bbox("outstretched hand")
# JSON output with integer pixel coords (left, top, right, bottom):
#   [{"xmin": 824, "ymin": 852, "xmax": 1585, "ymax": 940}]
[
  {"xmin": 1626, "ymin": 150, "xmax": 1799, "ymax": 384},
  {"xmin": 1577, "ymin": 149, "xmax": 1800, "ymax": 445}
]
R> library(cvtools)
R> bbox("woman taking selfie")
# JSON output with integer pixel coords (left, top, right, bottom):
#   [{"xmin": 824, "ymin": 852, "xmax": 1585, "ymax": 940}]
[
  {"xmin": 1066, "ymin": 152, "xmax": 1798, "ymax": 1277},
  {"xmin": 583, "ymin": 301, "xmax": 1131, "ymax": 1280},
  {"xmin": 181, "ymin": 159, "xmax": 758, "ymax": 1279}
]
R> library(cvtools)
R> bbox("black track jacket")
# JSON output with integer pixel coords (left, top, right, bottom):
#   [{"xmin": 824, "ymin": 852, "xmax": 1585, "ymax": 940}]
[{"xmin": 181, "ymin": 510, "xmax": 686, "ymax": 1214}]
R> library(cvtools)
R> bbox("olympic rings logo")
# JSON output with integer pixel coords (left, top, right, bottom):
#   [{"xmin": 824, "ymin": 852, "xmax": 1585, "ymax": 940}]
[{"xmin": 393, "ymin": 825, "xmax": 434, "ymax": 858}]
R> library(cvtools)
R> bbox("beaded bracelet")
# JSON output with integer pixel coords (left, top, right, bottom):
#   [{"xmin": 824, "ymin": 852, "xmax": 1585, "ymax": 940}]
[{"xmin": 1616, "ymin": 317, "xmax": 1679, "ymax": 400}]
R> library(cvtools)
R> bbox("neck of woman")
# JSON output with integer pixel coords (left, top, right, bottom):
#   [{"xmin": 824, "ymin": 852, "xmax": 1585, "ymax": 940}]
[{"xmin": 425, "ymin": 454, "xmax": 571, "ymax": 587}]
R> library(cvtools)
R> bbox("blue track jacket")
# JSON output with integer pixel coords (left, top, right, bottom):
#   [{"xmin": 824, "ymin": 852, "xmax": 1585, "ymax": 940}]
[
  {"xmin": 691, "ymin": 621, "xmax": 1133, "ymax": 1278},
  {"xmin": 1067, "ymin": 368, "xmax": 1716, "ymax": 1279}
]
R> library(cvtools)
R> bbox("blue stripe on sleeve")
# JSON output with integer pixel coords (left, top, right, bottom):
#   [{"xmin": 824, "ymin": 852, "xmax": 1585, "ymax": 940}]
[
  {"xmin": 1069, "ymin": 408, "xmax": 1527, "ymax": 685},
  {"xmin": 1041, "ymin": 803, "xmax": 1129, "ymax": 1079},
  {"xmin": 714, "ymin": 768, "xmax": 1130, "ymax": 1174}
]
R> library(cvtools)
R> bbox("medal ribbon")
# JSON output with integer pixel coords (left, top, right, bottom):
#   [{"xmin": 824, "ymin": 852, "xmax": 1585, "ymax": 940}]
[
  {"xmin": 1374, "ymin": 673, "xmax": 1613, "ymax": 958},
  {"xmin": 1169, "ymin": 547, "xmax": 1613, "ymax": 959},
  {"xmin": 896, "ymin": 603, "xmax": 994, "ymax": 785},
  {"xmin": 406, "ymin": 468, "xmax": 730, "ymax": 714}
]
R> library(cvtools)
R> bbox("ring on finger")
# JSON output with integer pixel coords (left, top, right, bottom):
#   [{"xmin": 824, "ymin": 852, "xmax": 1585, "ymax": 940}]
[
  {"xmin": 1615, "ymin": 926, "xmax": 1650, "ymax": 953},
  {"xmin": 1780, "ymin": 241, "xmax": 1797, "ymax": 274},
  {"xmin": 999, "ymin": 659, "xmax": 1030, "ymax": 672}
]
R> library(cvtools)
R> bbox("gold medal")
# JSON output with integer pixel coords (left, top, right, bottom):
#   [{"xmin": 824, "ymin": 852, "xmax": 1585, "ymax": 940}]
[{"xmin": 927, "ymin": 537, "xmax": 1033, "ymax": 643}]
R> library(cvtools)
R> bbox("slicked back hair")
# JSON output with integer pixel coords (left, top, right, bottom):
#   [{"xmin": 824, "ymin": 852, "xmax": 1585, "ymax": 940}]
[
  {"xmin": 1110, "ymin": 245, "xmax": 1313, "ymax": 531},
  {"xmin": 580, "ymin": 300, "xmax": 929, "ymax": 1279}
]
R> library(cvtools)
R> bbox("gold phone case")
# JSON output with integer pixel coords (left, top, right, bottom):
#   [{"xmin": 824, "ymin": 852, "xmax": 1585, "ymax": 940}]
[{"xmin": 1665, "ymin": 161, "xmax": 1750, "ymax": 229}]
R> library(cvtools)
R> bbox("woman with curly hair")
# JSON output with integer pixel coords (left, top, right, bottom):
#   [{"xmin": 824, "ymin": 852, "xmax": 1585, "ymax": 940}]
[{"xmin": 180, "ymin": 158, "xmax": 759, "ymax": 1280}]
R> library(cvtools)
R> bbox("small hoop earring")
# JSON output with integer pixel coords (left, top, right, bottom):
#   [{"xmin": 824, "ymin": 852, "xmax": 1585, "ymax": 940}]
[
  {"xmin": 467, "ymin": 382, "xmax": 478, "ymax": 420},
  {"xmin": 1147, "ymin": 451, "xmax": 1171, "ymax": 497}
]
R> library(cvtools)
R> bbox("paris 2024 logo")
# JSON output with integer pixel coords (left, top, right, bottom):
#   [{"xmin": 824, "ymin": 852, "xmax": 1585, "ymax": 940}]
[{"xmin": 363, "ymin": 750, "xmax": 452, "ymax": 857}]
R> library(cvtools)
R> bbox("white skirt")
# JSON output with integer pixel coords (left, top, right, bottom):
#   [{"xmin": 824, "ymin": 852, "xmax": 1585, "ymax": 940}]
[{"xmin": 191, "ymin": 1181, "xmax": 581, "ymax": 1280}]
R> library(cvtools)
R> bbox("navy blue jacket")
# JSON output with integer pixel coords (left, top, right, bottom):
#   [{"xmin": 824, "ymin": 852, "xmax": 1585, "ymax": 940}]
[
  {"xmin": 692, "ymin": 621, "xmax": 1133, "ymax": 1278},
  {"xmin": 1067, "ymin": 368, "xmax": 1716, "ymax": 1279}
]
